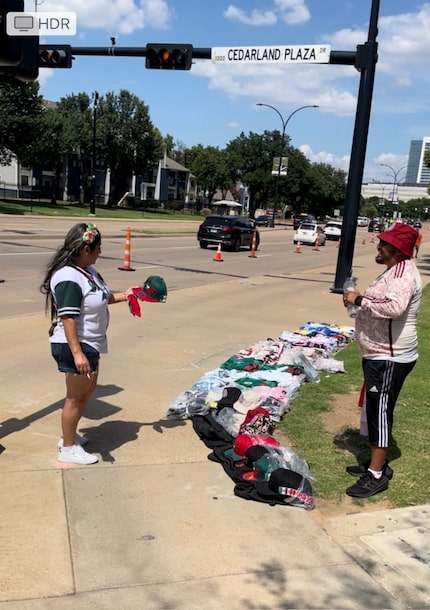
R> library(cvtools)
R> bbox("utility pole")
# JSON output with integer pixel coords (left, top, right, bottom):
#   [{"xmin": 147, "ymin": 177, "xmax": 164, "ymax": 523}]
[{"xmin": 90, "ymin": 91, "xmax": 99, "ymax": 215}]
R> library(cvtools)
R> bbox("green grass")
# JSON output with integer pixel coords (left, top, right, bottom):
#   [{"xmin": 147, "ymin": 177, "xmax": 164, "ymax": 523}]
[
  {"xmin": 280, "ymin": 284, "xmax": 430, "ymax": 508},
  {"xmin": 0, "ymin": 198, "xmax": 201, "ymax": 222}
]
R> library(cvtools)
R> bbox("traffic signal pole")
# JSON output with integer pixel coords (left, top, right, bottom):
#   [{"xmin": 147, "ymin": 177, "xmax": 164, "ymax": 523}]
[{"xmin": 332, "ymin": 0, "xmax": 380, "ymax": 292}]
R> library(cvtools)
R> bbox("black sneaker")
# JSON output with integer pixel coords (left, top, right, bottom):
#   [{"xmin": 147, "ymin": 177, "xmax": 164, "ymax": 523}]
[
  {"xmin": 346, "ymin": 460, "xmax": 394, "ymax": 480},
  {"xmin": 346, "ymin": 472, "xmax": 389, "ymax": 498}
]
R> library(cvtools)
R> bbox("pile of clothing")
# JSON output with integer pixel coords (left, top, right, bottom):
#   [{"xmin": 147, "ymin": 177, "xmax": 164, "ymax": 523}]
[
  {"xmin": 167, "ymin": 322, "xmax": 354, "ymax": 422},
  {"xmin": 167, "ymin": 322, "xmax": 354, "ymax": 509}
]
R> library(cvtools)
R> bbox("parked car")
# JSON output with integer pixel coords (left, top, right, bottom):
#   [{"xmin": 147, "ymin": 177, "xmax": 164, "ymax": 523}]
[
  {"xmin": 293, "ymin": 214, "xmax": 316, "ymax": 230},
  {"xmin": 197, "ymin": 215, "xmax": 260, "ymax": 251},
  {"xmin": 254, "ymin": 215, "xmax": 272, "ymax": 227},
  {"xmin": 324, "ymin": 221, "xmax": 342, "ymax": 241},
  {"xmin": 368, "ymin": 219, "xmax": 385, "ymax": 233},
  {"xmin": 357, "ymin": 216, "xmax": 369, "ymax": 227},
  {"xmin": 414, "ymin": 221, "xmax": 422, "ymax": 229},
  {"xmin": 293, "ymin": 222, "xmax": 326, "ymax": 246}
]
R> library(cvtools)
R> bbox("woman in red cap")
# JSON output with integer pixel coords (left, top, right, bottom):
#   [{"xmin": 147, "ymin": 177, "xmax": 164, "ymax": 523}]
[{"xmin": 342, "ymin": 221, "xmax": 422, "ymax": 498}]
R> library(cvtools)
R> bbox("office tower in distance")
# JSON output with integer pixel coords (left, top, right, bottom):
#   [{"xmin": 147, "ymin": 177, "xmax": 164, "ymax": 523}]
[{"xmin": 405, "ymin": 137, "xmax": 430, "ymax": 184}]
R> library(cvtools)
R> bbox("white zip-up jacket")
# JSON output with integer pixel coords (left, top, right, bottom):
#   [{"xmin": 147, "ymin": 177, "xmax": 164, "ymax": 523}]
[{"xmin": 355, "ymin": 259, "xmax": 422, "ymax": 363}]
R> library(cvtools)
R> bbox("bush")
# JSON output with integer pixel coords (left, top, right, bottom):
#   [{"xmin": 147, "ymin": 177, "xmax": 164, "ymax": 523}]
[
  {"xmin": 125, "ymin": 195, "xmax": 138, "ymax": 208},
  {"xmin": 201, "ymin": 207, "xmax": 212, "ymax": 217}
]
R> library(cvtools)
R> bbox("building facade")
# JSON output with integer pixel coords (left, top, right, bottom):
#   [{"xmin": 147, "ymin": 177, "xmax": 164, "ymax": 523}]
[
  {"xmin": 361, "ymin": 182, "xmax": 429, "ymax": 203},
  {"xmin": 405, "ymin": 137, "xmax": 430, "ymax": 184},
  {"xmin": 0, "ymin": 153, "xmax": 197, "ymax": 207}
]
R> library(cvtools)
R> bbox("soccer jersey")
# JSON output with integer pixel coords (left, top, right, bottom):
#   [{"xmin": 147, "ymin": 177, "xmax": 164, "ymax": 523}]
[
  {"xmin": 355, "ymin": 259, "xmax": 422, "ymax": 362},
  {"xmin": 49, "ymin": 265, "xmax": 111, "ymax": 353}
]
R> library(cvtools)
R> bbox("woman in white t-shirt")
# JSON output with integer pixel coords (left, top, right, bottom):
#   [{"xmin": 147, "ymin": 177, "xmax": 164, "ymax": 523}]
[{"xmin": 41, "ymin": 223, "xmax": 134, "ymax": 465}]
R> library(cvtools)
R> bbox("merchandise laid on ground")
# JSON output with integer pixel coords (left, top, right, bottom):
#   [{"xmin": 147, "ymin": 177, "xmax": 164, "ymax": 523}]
[{"xmin": 167, "ymin": 322, "xmax": 355, "ymax": 509}]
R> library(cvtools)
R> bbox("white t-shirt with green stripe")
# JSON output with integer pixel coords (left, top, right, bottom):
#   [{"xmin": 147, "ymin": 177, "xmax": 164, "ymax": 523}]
[{"xmin": 49, "ymin": 265, "xmax": 111, "ymax": 353}]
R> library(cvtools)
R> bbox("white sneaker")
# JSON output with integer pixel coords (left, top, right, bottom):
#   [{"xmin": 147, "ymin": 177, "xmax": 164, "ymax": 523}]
[
  {"xmin": 57, "ymin": 444, "xmax": 98, "ymax": 465},
  {"xmin": 57, "ymin": 433, "xmax": 89, "ymax": 449}
]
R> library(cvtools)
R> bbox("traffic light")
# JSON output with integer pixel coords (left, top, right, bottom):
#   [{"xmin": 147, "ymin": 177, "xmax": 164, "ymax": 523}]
[
  {"xmin": 38, "ymin": 45, "xmax": 72, "ymax": 68},
  {"xmin": 0, "ymin": 0, "xmax": 39, "ymax": 82},
  {"xmin": 145, "ymin": 44, "xmax": 193, "ymax": 70},
  {"xmin": 0, "ymin": 0, "xmax": 22, "ymax": 67}
]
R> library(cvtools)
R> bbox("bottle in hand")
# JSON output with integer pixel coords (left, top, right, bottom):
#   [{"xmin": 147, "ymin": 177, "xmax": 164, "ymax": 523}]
[{"xmin": 343, "ymin": 277, "xmax": 358, "ymax": 318}]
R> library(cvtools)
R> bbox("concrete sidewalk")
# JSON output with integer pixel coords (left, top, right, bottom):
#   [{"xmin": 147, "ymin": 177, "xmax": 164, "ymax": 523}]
[{"xmin": 1, "ymin": 216, "xmax": 429, "ymax": 609}]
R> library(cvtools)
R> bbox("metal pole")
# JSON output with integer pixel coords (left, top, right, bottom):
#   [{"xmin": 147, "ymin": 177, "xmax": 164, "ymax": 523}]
[
  {"xmin": 90, "ymin": 91, "xmax": 99, "ymax": 215},
  {"xmin": 332, "ymin": 0, "xmax": 380, "ymax": 292},
  {"xmin": 380, "ymin": 163, "xmax": 407, "ymax": 210},
  {"xmin": 256, "ymin": 103, "xmax": 318, "ymax": 227}
]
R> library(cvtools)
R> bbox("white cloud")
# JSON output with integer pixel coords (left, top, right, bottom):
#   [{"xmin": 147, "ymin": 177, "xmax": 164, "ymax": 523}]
[
  {"xmin": 223, "ymin": 6, "xmax": 276, "ymax": 26},
  {"xmin": 224, "ymin": 0, "xmax": 309, "ymax": 26},
  {"xmin": 275, "ymin": 0, "xmax": 310, "ymax": 25},
  {"xmin": 25, "ymin": 0, "xmax": 173, "ymax": 33},
  {"xmin": 299, "ymin": 144, "xmax": 350, "ymax": 172},
  {"xmin": 37, "ymin": 65, "xmax": 53, "ymax": 88},
  {"xmin": 193, "ymin": 60, "xmax": 356, "ymax": 118},
  {"xmin": 321, "ymin": 4, "xmax": 430, "ymax": 87}
]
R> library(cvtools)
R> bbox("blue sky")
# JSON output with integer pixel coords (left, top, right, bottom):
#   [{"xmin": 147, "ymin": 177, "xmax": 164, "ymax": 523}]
[{"xmin": 26, "ymin": 0, "xmax": 430, "ymax": 183}]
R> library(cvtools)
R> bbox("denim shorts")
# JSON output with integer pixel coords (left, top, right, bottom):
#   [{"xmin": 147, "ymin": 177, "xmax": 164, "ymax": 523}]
[{"xmin": 51, "ymin": 342, "xmax": 100, "ymax": 374}]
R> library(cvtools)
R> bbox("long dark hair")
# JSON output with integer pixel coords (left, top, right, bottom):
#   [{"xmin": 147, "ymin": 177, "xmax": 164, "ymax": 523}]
[{"xmin": 40, "ymin": 223, "xmax": 102, "ymax": 321}]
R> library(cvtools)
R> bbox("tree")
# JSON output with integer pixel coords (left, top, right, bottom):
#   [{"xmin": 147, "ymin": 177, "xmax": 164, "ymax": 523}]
[
  {"xmin": 0, "ymin": 80, "xmax": 45, "ymax": 166},
  {"xmin": 170, "ymin": 139, "xmax": 187, "ymax": 165},
  {"xmin": 225, "ymin": 130, "xmax": 285, "ymax": 216},
  {"xmin": 163, "ymin": 133, "xmax": 175, "ymax": 156},
  {"xmin": 184, "ymin": 145, "xmax": 229, "ymax": 204},
  {"xmin": 303, "ymin": 163, "xmax": 347, "ymax": 217},
  {"xmin": 96, "ymin": 90, "xmax": 163, "ymax": 205},
  {"xmin": 51, "ymin": 93, "xmax": 94, "ymax": 203}
]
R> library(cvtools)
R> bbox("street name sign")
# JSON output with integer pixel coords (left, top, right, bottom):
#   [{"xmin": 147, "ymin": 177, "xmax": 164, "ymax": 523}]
[{"xmin": 211, "ymin": 45, "xmax": 331, "ymax": 64}]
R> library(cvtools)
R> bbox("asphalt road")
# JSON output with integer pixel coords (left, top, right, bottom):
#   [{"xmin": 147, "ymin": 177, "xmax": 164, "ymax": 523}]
[{"xmin": 0, "ymin": 224, "xmax": 359, "ymax": 319}]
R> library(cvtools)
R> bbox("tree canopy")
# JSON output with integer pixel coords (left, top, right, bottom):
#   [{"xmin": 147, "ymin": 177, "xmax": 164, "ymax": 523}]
[{"xmin": 0, "ymin": 81, "xmax": 348, "ymax": 214}]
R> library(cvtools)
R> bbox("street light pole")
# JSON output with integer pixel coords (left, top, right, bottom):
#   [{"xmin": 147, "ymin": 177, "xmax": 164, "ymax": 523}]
[
  {"xmin": 90, "ymin": 91, "xmax": 99, "ymax": 216},
  {"xmin": 256, "ymin": 103, "xmax": 319, "ymax": 227},
  {"xmin": 380, "ymin": 163, "xmax": 407, "ymax": 211}
]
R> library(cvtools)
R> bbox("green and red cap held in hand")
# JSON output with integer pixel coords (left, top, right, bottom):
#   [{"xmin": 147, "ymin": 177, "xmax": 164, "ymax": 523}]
[{"xmin": 126, "ymin": 276, "xmax": 168, "ymax": 317}]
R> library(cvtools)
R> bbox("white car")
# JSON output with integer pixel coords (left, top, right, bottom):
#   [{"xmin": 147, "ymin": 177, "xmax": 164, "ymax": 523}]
[
  {"xmin": 357, "ymin": 216, "xmax": 369, "ymax": 227},
  {"xmin": 293, "ymin": 222, "xmax": 326, "ymax": 246},
  {"xmin": 324, "ymin": 221, "xmax": 342, "ymax": 241}
]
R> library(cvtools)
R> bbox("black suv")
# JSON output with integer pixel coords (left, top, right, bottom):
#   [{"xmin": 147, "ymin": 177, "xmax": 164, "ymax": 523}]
[
  {"xmin": 197, "ymin": 215, "xmax": 260, "ymax": 251},
  {"xmin": 368, "ymin": 220, "xmax": 385, "ymax": 233}
]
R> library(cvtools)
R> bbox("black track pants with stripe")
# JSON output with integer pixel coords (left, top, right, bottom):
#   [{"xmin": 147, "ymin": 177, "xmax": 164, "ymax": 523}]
[{"xmin": 362, "ymin": 359, "xmax": 416, "ymax": 448}]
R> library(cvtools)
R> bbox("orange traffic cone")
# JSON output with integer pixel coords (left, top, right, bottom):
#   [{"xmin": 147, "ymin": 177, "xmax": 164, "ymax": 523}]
[
  {"xmin": 248, "ymin": 230, "xmax": 258, "ymax": 258},
  {"xmin": 362, "ymin": 237, "xmax": 366, "ymax": 245},
  {"xmin": 213, "ymin": 243, "xmax": 223, "ymax": 262},
  {"xmin": 370, "ymin": 234, "xmax": 375, "ymax": 243},
  {"xmin": 294, "ymin": 241, "xmax": 302, "ymax": 253},
  {"xmin": 312, "ymin": 238, "xmax": 320, "ymax": 251},
  {"xmin": 337, "ymin": 240, "xmax": 340, "ymax": 249},
  {"xmin": 118, "ymin": 227, "xmax": 135, "ymax": 271}
]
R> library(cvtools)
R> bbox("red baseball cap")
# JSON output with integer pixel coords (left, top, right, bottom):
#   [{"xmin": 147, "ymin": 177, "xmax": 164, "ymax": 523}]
[{"xmin": 233, "ymin": 433, "xmax": 280, "ymax": 457}]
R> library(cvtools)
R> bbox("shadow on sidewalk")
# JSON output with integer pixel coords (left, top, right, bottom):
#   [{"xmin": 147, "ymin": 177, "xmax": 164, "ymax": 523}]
[
  {"xmin": 80, "ymin": 417, "xmax": 187, "ymax": 462},
  {"xmin": 0, "ymin": 382, "xmax": 186, "ymax": 460},
  {"xmin": 0, "ymin": 384, "xmax": 125, "ymax": 445}
]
